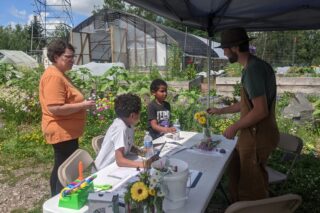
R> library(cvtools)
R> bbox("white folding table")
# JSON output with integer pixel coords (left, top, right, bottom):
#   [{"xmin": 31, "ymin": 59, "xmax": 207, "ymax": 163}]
[{"xmin": 43, "ymin": 131, "xmax": 237, "ymax": 213}]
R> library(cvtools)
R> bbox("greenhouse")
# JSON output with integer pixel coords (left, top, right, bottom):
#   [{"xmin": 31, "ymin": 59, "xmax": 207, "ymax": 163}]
[
  {"xmin": 71, "ymin": 8, "xmax": 225, "ymax": 70},
  {"xmin": 0, "ymin": 50, "xmax": 39, "ymax": 68}
]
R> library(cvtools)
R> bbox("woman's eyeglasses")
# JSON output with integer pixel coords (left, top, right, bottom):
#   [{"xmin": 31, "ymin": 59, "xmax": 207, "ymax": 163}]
[{"xmin": 62, "ymin": 54, "xmax": 76, "ymax": 59}]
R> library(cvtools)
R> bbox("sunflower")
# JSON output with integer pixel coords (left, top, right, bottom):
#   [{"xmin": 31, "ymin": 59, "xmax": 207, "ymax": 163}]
[
  {"xmin": 199, "ymin": 111, "xmax": 206, "ymax": 116},
  {"xmin": 194, "ymin": 112, "xmax": 201, "ymax": 120},
  {"xmin": 148, "ymin": 188, "xmax": 156, "ymax": 196},
  {"xmin": 130, "ymin": 181, "xmax": 149, "ymax": 202},
  {"xmin": 198, "ymin": 116, "xmax": 207, "ymax": 125}
]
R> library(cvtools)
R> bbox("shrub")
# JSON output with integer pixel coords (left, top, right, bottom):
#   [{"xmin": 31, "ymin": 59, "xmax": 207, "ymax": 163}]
[
  {"xmin": 0, "ymin": 86, "xmax": 41, "ymax": 124},
  {"xmin": 186, "ymin": 64, "xmax": 197, "ymax": 80}
]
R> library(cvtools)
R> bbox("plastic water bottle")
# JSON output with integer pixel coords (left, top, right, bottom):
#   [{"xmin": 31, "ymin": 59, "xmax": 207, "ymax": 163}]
[
  {"xmin": 143, "ymin": 131, "xmax": 154, "ymax": 159},
  {"xmin": 173, "ymin": 119, "xmax": 181, "ymax": 140}
]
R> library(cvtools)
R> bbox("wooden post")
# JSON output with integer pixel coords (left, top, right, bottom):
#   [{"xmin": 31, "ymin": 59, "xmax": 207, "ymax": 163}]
[
  {"xmin": 154, "ymin": 28, "xmax": 157, "ymax": 64},
  {"xmin": 144, "ymin": 22, "xmax": 147, "ymax": 67},
  {"xmin": 110, "ymin": 26, "xmax": 114, "ymax": 63},
  {"xmin": 134, "ymin": 17, "xmax": 137, "ymax": 67}
]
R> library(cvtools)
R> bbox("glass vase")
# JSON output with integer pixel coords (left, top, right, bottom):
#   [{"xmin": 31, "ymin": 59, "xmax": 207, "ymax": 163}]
[
  {"xmin": 201, "ymin": 127, "xmax": 211, "ymax": 142},
  {"xmin": 125, "ymin": 203, "xmax": 160, "ymax": 213}
]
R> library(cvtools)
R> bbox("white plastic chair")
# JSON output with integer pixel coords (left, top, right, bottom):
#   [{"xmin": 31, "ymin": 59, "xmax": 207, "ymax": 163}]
[
  {"xmin": 225, "ymin": 194, "xmax": 302, "ymax": 213},
  {"xmin": 58, "ymin": 148, "xmax": 94, "ymax": 187},
  {"xmin": 91, "ymin": 135, "xmax": 104, "ymax": 155}
]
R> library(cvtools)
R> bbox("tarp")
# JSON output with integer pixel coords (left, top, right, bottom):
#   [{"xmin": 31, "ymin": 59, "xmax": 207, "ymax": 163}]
[
  {"xmin": 73, "ymin": 62, "xmax": 125, "ymax": 76},
  {"xmin": 123, "ymin": 0, "xmax": 320, "ymax": 33}
]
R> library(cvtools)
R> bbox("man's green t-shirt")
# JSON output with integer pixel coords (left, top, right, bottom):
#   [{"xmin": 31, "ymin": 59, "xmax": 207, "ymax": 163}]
[{"xmin": 241, "ymin": 55, "xmax": 277, "ymax": 108}]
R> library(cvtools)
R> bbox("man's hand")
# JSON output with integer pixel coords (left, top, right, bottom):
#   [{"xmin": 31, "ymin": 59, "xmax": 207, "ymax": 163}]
[
  {"xmin": 223, "ymin": 124, "xmax": 238, "ymax": 139},
  {"xmin": 206, "ymin": 107, "xmax": 221, "ymax": 115}
]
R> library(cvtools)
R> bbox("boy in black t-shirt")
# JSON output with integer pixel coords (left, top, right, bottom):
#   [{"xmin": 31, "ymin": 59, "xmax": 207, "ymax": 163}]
[{"xmin": 147, "ymin": 79, "xmax": 176, "ymax": 139}]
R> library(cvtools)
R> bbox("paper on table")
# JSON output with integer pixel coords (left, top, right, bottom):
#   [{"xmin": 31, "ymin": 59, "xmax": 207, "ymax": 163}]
[
  {"xmin": 186, "ymin": 147, "xmax": 228, "ymax": 156},
  {"xmin": 159, "ymin": 143, "xmax": 188, "ymax": 157},
  {"xmin": 108, "ymin": 167, "xmax": 137, "ymax": 179},
  {"xmin": 94, "ymin": 164, "xmax": 139, "ymax": 191}
]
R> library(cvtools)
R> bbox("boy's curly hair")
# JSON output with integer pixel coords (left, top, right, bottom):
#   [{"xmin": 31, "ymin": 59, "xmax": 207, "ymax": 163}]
[
  {"xmin": 115, "ymin": 93, "xmax": 141, "ymax": 118},
  {"xmin": 150, "ymin": 79, "xmax": 167, "ymax": 93}
]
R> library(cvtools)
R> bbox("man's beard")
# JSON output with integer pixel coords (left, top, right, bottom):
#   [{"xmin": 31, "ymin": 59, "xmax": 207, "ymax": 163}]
[{"xmin": 228, "ymin": 51, "xmax": 238, "ymax": 63}]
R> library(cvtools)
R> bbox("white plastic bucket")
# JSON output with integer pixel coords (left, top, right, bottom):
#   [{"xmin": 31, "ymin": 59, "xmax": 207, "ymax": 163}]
[{"xmin": 160, "ymin": 158, "xmax": 189, "ymax": 210}]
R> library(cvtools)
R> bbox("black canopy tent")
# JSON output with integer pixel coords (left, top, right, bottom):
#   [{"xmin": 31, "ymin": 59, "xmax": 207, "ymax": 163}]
[
  {"xmin": 123, "ymin": 0, "xmax": 320, "ymax": 32},
  {"xmin": 123, "ymin": 0, "xmax": 320, "ymax": 106}
]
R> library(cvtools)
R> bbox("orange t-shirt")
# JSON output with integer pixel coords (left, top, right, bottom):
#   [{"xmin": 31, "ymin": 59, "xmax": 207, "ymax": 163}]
[{"xmin": 39, "ymin": 66, "xmax": 86, "ymax": 144}]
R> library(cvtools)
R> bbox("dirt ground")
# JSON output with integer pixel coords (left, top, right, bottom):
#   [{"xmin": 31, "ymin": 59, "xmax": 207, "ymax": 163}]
[{"xmin": 0, "ymin": 164, "xmax": 51, "ymax": 212}]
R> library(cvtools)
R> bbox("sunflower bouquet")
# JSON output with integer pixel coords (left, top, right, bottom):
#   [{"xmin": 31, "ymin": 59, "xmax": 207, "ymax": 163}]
[
  {"xmin": 124, "ymin": 171, "xmax": 165, "ymax": 213},
  {"xmin": 194, "ymin": 111, "xmax": 208, "ymax": 128}
]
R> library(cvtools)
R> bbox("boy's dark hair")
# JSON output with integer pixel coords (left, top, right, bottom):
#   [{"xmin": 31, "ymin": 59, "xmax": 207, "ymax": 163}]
[
  {"xmin": 115, "ymin": 93, "xmax": 141, "ymax": 118},
  {"xmin": 47, "ymin": 39, "xmax": 75, "ymax": 63},
  {"xmin": 150, "ymin": 79, "xmax": 167, "ymax": 92}
]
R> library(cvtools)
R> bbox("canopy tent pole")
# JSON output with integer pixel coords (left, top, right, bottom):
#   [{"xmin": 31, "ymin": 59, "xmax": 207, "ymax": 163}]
[
  {"xmin": 207, "ymin": 17, "xmax": 214, "ymax": 108},
  {"xmin": 207, "ymin": 37, "xmax": 212, "ymax": 108}
]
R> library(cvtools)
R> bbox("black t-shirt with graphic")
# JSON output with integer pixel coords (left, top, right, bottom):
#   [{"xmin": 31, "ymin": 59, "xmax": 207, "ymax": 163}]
[{"xmin": 147, "ymin": 100, "xmax": 171, "ymax": 139}]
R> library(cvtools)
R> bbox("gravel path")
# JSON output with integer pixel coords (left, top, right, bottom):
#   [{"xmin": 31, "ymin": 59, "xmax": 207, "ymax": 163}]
[{"xmin": 0, "ymin": 165, "xmax": 51, "ymax": 212}]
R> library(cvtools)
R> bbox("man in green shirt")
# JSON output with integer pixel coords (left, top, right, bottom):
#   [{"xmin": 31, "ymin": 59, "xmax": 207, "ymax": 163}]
[{"xmin": 207, "ymin": 28, "xmax": 279, "ymax": 202}]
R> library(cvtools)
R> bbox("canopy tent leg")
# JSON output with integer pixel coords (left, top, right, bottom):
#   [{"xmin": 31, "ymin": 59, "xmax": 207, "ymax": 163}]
[{"xmin": 207, "ymin": 36, "xmax": 212, "ymax": 108}]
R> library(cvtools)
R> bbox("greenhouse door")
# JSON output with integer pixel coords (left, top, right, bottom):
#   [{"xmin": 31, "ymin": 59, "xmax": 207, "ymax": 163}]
[{"xmin": 111, "ymin": 26, "xmax": 128, "ymax": 67}]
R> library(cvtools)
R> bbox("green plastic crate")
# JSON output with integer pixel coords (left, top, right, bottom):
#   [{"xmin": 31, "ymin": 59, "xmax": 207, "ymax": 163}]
[{"xmin": 58, "ymin": 181, "xmax": 94, "ymax": 210}]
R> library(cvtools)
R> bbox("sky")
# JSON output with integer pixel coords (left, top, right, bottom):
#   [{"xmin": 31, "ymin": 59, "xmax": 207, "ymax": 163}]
[{"xmin": 0, "ymin": 0, "xmax": 105, "ymax": 27}]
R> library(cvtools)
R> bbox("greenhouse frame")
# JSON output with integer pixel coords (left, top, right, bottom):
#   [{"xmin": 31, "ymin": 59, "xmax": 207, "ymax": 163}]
[{"xmin": 71, "ymin": 9, "xmax": 226, "ymax": 70}]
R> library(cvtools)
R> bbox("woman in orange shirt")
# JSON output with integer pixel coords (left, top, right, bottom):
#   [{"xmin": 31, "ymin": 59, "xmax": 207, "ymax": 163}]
[{"xmin": 39, "ymin": 40, "xmax": 95, "ymax": 196}]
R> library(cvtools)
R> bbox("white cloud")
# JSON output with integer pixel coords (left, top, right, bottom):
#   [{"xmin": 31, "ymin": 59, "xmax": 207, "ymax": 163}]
[
  {"xmin": 8, "ymin": 21, "xmax": 17, "ymax": 28},
  {"xmin": 46, "ymin": 0, "xmax": 104, "ymax": 16},
  {"xmin": 71, "ymin": 0, "xmax": 104, "ymax": 16},
  {"xmin": 10, "ymin": 6, "xmax": 27, "ymax": 19}
]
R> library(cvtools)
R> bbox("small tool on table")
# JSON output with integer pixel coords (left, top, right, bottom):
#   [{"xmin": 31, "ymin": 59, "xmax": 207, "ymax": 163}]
[
  {"xmin": 94, "ymin": 184, "xmax": 112, "ymax": 191},
  {"xmin": 155, "ymin": 141, "xmax": 167, "ymax": 157}
]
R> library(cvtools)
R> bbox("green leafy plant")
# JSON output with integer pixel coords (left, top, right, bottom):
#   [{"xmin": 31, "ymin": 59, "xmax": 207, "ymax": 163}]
[
  {"xmin": 167, "ymin": 44, "xmax": 182, "ymax": 80},
  {"xmin": 0, "ymin": 63, "xmax": 19, "ymax": 85},
  {"xmin": 232, "ymin": 81, "xmax": 241, "ymax": 97},
  {"xmin": 185, "ymin": 64, "xmax": 196, "ymax": 80},
  {"xmin": 0, "ymin": 86, "xmax": 41, "ymax": 124},
  {"xmin": 312, "ymin": 99, "xmax": 320, "ymax": 118},
  {"xmin": 149, "ymin": 65, "xmax": 162, "ymax": 80},
  {"xmin": 223, "ymin": 63, "xmax": 242, "ymax": 77}
]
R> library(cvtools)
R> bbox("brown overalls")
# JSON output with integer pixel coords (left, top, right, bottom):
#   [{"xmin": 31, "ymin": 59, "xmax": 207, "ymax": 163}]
[{"xmin": 228, "ymin": 87, "xmax": 279, "ymax": 202}]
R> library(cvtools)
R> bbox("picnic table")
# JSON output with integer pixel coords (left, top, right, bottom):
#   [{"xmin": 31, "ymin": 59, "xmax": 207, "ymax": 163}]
[{"xmin": 43, "ymin": 131, "xmax": 237, "ymax": 213}]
